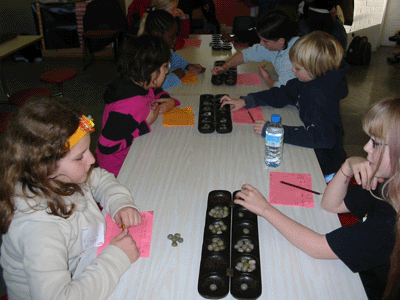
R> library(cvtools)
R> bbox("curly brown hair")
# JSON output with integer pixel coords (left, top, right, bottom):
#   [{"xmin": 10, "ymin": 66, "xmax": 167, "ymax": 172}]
[{"xmin": 0, "ymin": 97, "xmax": 85, "ymax": 234}]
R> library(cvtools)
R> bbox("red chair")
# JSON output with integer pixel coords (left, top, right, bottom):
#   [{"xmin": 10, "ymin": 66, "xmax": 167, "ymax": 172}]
[
  {"xmin": 8, "ymin": 87, "xmax": 52, "ymax": 107},
  {"xmin": 338, "ymin": 179, "xmax": 360, "ymax": 227},
  {"xmin": 40, "ymin": 68, "xmax": 76, "ymax": 97}
]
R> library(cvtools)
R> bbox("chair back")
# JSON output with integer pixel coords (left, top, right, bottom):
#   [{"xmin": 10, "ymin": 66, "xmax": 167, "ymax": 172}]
[{"xmin": 232, "ymin": 16, "xmax": 256, "ymax": 35}]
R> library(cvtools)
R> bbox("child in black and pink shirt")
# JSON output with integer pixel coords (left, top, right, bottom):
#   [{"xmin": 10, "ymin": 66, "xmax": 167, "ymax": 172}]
[{"xmin": 96, "ymin": 34, "xmax": 180, "ymax": 177}]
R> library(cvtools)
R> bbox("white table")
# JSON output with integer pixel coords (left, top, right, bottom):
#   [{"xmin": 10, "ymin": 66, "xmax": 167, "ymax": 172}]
[
  {"xmin": 110, "ymin": 36, "xmax": 367, "ymax": 299},
  {"xmin": 167, "ymin": 35, "xmax": 275, "ymax": 97}
]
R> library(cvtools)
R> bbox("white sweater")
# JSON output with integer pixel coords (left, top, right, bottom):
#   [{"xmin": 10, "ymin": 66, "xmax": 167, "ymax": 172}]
[{"xmin": 1, "ymin": 168, "xmax": 139, "ymax": 300}]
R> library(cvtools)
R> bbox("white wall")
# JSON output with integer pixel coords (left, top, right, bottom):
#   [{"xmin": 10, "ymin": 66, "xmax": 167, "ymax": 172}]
[
  {"xmin": 344, "ymin": 0, "xmax": 400, "ymax": 51},
  {"xmin": 380, "ymin": 0, "xmax": 400, "ymax": 46}
]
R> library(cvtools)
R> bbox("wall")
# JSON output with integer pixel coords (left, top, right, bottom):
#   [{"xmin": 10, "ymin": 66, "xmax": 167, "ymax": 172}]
[
  {"xmin": 214, "ymin": 0, "xmax": 251, "ymax": 27},
  {"xmin": 344, "ymin": 0, "xmax": 400, "ymax": 51},
  {"xmin": 1, "ymin": 0, "xmax": 399, "ymax": 50},
  {"xmin": 124, "ymin": 0, "xmax": 251, "ymax": 27},
  {"xmin": 380, "ymin": 0, "xmax": 400, "ymax": 46}
]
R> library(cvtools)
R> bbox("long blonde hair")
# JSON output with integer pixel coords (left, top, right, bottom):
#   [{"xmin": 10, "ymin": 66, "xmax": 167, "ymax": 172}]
[
  {"xmin": 364, "ymin": 98, "xmax": 400, "ymax": 299},
  {"xmin": 138, "ymin": 0, "xmax": 178, "ymax": 36}
]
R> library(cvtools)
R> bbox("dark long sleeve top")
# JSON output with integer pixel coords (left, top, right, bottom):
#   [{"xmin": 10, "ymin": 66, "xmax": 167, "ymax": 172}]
[{"xmin": 241, "ymin": 62, "xmax": 349, "ymax": 175}]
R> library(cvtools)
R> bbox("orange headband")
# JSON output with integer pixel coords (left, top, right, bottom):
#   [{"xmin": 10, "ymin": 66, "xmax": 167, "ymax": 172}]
[{"xmin": 67, "ymin": 115, "xmax": 95, "ymax": 149}]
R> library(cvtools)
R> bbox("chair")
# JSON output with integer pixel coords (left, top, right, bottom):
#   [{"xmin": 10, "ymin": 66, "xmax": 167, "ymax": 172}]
[
  {"xmin": 190, "ymin": 0, "xmax": 220, "ymax": 34},
  {"xmin": 82, "ymin": 0, "xmax": 127, "ymax": 70},
  {"xmin": 232, "ymin": 16, "xmax": 259, "ymax": 46},
  {"xmin": 40, "ymin": 68, "xmax": 76, "ymax": 97},
  {"xmin": 8, "ymin": 87, "xmax": 52, "ymax": 107},
  {"xmin": 232, "ymin": 16, "xmax": 256, "ymax": 36},
  {"xmin": 82, "ymin": 29, "xmax": 121, "ymax": 71},
  {"xmin": 0, "ymin": 103, "xmax": 18, "ymax": 132}
]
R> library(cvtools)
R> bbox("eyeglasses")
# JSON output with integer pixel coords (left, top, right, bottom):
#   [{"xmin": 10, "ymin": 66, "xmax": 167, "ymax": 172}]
[{"xmin": 370, "ymin": 137, "xmax": 388, "ymax": 149}]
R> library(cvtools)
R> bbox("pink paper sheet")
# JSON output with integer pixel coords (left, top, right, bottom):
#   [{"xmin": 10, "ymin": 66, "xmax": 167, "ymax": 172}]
[
  {"xmin": 231, "ymin": 107, "xmax": 264, "ymax": 124},
  {"xmin": 184, "ymin": 39, "xmax": 202, "ymax": 47},
  {"xmin": 237, "ymin": 73, "xmax": 262, "ymax": 85},
  {"xmin": 269, "ymin": 172, "xmax": 315, "ymax": 208},
  {"xmin": 97, "ymin": 211, "xmax": 154, "ymax": 258}
]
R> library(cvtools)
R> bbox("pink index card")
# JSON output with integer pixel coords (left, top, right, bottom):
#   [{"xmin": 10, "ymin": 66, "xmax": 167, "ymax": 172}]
[
  {"xmin": 97, "ymin": 211, "xmax": 154, "ymax": 258},
  {"xmin": 184, "ymin": 39, "xmax": 202, "ymax": 47},
  {"xmin": 269, "ymin": 172, "xmax": 315, "ymax": 208},
  {"xmin": 237, "ymin": 73, "xmax": 262, "ymax": 85},
  {"xmin": 232, "ymin": 107, "xmax": 264, "ymax": 124}
]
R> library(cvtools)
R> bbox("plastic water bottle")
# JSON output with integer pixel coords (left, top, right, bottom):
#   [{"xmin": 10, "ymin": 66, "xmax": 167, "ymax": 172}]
[{"xmin": 265, "ymin": 114, "xmax": 284, "ymax": 167}]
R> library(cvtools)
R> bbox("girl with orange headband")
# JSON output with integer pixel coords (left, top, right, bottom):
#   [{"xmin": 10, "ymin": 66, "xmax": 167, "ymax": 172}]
[{"xmin": 0, "ymin": 97, "xmax": 141, "ymax": 299}]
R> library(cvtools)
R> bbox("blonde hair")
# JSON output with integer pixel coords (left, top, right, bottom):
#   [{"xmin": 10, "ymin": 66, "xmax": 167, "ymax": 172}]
[
  {"xmin": 138, "ymin": 0, "xmax": 178, "ymax": 36},
  {"xmin": 152, "ymin": 0, "xmax": 178, "ymax": 11},
  {"xmin": 363, "ymin": 98, "xmax": 400, "ymax": 211},
  {"xmin": 365, "ymin": 98, "xmax": 400, "ymax": 300},
  {"xmin": 289, "ymin": 31, "xmax": 344, "ymax": 79}
]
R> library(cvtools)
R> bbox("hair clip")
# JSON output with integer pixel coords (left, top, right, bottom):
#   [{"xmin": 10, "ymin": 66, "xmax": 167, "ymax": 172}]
[
  {"xmin": 146, "ymin": 5, "xmax": 156, "ymax": 13},
  {"xmin": 66, "ymin": 115, "xmax": 95, "ymax": 150}
]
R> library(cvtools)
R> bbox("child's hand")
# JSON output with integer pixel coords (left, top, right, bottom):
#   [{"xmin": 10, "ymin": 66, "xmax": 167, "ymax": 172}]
[
  {"xmin": 221, "ymin": 33, "xmax": 235, "ymax": 42},
  {"xmin": 253, "ymin": 120, "xmax": 267, "ymax": 134},
  {"xmin": 175, "ymin": 8, "xmax": 186, "ymax": 19},
  {"xmin": 114, "ymin": 207, "xmax": 142, "ymax": 228},
  {"xmin": 173, "ymin": 68, "xmax": 186, "ymax": 79},
  {"xmin": 146, "ymin": 104, "xmax": 160, "ymax": 125},
  {"xmin": 211, "ymin": 65, "xmax": 226, "ymax": 75},
  {"xmin": 187, "ymin": 64, "xmax": 205, "ymax": 73},
  {"xmin": 258, "ymin": 64, "xmax": 271, "ymax": 80},
  {"xmin": 156, "ymin": 98, "xmax": 176, "ymax": 114},
  {"xmin": 111, "ymin": 230, "xmax": 140, "ymax": 263},
  {"xmin": 258, "ymin": 64, "xmax": 275, "ymax": 88},
  {"xmin": 234, "ymin": 184, "xmax": 271, "ymax": 217},
  {"xmin": 220, "ymin": 95, "xmax": 245, "ymax": 111},
  {"xmin": 343, "ymin": 157, "xmax": 384, "ymax": 190}
]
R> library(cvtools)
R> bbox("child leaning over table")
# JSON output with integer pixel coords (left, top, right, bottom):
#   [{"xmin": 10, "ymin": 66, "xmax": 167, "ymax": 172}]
[
  {"xmin": 96, "ymin": 34, "xmax": 180, "ymax": 177},
  {"xmin": 212, "ymin": 9, "xmax": 299, "ymax": 88},
  {"xmin": 221, "ymin": 31, "xmax": 348, "ymax": 181},
  {"xmin": 0, "ymin": 97, "xmax": 142, "ymax": 300},
  {"xmin": 235, "ymin": 97, "xmax": 400, "ymax": 300},
  {"xmin": 141, "ymin": 9, "xmax": 206, "ymax": 91}
]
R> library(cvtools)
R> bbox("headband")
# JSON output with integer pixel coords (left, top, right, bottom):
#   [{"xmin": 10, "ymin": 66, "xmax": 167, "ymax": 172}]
[{"xmin": 67, "ymin": 115, "xmax": 95, "ymax": 149}]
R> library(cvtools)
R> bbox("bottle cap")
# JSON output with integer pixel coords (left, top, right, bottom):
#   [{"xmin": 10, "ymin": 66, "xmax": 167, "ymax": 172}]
[{"xmin": 271, "ymin": 114, "xmax": 281, "ymax": 123}]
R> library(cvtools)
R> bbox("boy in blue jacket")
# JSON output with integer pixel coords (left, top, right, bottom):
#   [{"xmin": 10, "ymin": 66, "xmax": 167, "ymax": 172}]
[{"xmin": 221, "ymin": 31, "xmax": 348, "ymax": 181}]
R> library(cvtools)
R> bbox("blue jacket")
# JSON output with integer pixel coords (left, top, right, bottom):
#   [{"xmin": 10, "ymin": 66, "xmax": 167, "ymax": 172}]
[
  {"xmin": 241, "ymin": 62, "xmax": 349, "ymax": 175},
  {"xmin": 162, "ymin": 50, "xmax": 190, "ymax": 90}
]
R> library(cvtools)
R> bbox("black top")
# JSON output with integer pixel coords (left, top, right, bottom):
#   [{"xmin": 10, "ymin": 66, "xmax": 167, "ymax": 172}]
[
  {"xmin": 326, "ymin": 184, "xmax": 396, "ymax": 273},
  {"xmin": 242, "ymin": 62, "xmax": 349, "ymax": 175}
]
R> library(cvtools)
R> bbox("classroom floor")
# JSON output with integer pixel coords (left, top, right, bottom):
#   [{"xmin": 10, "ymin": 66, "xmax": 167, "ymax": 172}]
[{"xmin": 0, "ymin": 45, "xmax": 400, "ymax": 297}]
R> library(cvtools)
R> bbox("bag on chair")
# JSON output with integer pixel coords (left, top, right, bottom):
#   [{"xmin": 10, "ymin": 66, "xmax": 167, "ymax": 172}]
[{"xmin": 346, "ymin": 34, "xmax": 371, "ymax": 66}]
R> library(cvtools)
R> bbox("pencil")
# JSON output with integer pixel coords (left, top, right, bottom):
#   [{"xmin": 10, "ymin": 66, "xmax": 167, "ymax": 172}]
[
  {"xmin": 280, "ymin": 181, "xmax": 323, "ymax": 196},
  {"xmin": 248, "ymin": 110, "xmax": 255, "ymax": 123}
]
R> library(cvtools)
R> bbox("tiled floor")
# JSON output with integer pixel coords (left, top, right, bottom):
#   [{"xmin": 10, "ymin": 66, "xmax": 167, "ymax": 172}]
[{"xmin": 0, "ymin": 45, "xmax": 399, "ymax": 297}]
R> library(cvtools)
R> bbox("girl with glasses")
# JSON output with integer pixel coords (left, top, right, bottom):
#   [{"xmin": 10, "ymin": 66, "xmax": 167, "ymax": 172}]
[{"xmin": 234, "ymin": 98, "xmax": 400, "ymax": 300}]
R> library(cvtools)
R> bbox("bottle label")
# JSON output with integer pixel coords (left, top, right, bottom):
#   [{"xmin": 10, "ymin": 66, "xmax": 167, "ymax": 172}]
[{"xmin": 266, "ymin": 134, "xmax": 283, "ymax": 147}]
